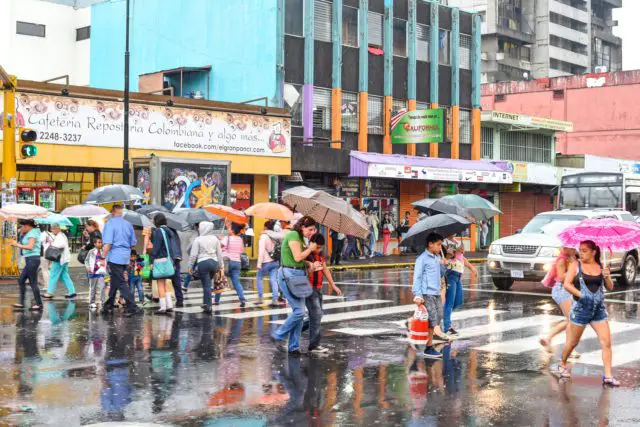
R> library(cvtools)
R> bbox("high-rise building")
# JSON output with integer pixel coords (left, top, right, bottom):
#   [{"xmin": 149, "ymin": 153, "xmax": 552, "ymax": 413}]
[{"xmin": 449, "ymin": 0, "xmax": 622, "ymax": 83}]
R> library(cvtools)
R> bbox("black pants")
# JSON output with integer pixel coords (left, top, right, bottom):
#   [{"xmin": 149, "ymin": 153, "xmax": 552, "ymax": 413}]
[
  {"xmin": 19, "ymin": 256, "xmax": 42, "ymax": 306},
  {"xmin": 171, "ymin": 260, "xmax": 184, "ymax": 303},
  {"xmin": 105, "ymin": 262, "xmax": 137, "ymax": 311},
  {"xmin": 330, "ymin": 237, "xmax": 344, "ymax": 265},
  {"xmin": 305, "ymin": 289, "xmax": 323, "ymax": 350}
]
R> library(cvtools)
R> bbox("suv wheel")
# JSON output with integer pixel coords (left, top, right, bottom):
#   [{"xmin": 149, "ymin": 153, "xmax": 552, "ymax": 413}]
[
  {"xmin": 492, "ymin": 277, "xmax": 514, "ymax": 290},
  {"xmin": 616, "ymin": 255, "xmax": 637, "ymax": 287}
]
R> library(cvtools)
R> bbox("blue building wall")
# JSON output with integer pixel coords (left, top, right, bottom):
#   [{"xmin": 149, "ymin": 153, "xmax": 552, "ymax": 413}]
[{"xmin": 90, "ymin": 0, "xmax": 278, "ymax": 105}]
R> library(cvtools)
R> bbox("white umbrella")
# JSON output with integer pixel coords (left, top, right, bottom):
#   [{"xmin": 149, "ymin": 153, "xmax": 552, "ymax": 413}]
[
  {"xmin": 0, "ymin": 203, "xmax": 49, "ymax": 220},
  {"xmin": 282, "ymin": 186, "xmax": 369, "ymax": 238},
  {"xmin": 61, "ymin": 204, "xmax": 109, "ymax": 217}
]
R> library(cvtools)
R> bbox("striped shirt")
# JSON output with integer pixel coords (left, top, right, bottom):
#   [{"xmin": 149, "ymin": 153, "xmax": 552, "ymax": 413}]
[
  {"xmin": 222, "ymin": 235, "xmax": 244, "ymax": 262},
  {"xmin": 307, "ymin": 253, "xmax": 326, "ymax": 289}
]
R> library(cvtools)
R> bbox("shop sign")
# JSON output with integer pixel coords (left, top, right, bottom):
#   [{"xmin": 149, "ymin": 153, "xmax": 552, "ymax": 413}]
[
  {"xmin": 429, "ymin": 184, "xmax": 457, "ymax": 198},
  {"xmin": 15, "ymin": 93, "xmax": 291, "ymax": 158},
  {"xmin": 507, "ymin": 162, "xmax": 528, "ymax": 182},
  {"xmin": 500, "ymin": 183, "xmax": 521, "ymax": 192},
  {"xmin": 367, "ymin": 163, "xmax": 513, "ymax": 184},
  {"xmin": 483, "ymin": 111, "xmax": 573, "ymax": 132},
  {"xmin": 391, "ymin": 108, "xmax": 445, "ymax": 144},
  {"xmin": 362, "ymin": 179, "xmax": 398, "ymax": 198},
  {"xmin": 334, "ymin": 177, "xmax": 360, "ymax": 198}
]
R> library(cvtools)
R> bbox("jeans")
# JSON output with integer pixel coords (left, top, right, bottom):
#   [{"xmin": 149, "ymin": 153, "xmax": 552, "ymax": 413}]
[
  {"xmin": 129, "ymin": 276, "xmax": 144, "ymax": 302},
  {"xmin": 170, "ymin": 261, "xmax": 184, "ymax": 303},
  {"xmin": 19, "ymin": 256, "xmax": 42, "ymax": 306},
  {"xmin": 358, "ymin": 238, "xmax": 371, "ymax": 257},
  {"xmin": 257, "ymin": 261, "xmax": 280, "ymax": 300},
  {"xmin": 443, "ymin": 271, "xmax": 464, "ymax": 331},
  {"xmin": 182, "ymin": 273, "xmax": 191, "ymax": 289},
  {"xmin": 224, "ymin": 260, "xmax": 246, "ymax": 302},
  {"xmin": 48, "ymin": 262, "xmax": 76, "ymax": 296},
  {"xmin": 197, "ymin": 258, "xmax": 219, "ymax": 307},
  {"xmin": 343, "ymin": 237, "xmax": 358, "ymax": 260},
  {"xmin": 306, "ymin": 289, "xmax": 323, "ymax": 350},
  {"xmin": 272, "ymin": 267, "xmax": 306, "ymax": 351},
  {"xmin": 330, "ymin": 237, "xmax": 344, "ymax": 265},
  {"xmin": 104, "ymin": 262, "xmax": 137, "ymax": 312},
  {"xmin": 89, "ymin": 276, "xmax": 106, "ymax": 305}
]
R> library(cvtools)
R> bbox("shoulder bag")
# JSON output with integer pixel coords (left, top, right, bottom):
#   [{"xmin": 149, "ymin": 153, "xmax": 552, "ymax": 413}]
[
  {"xmin": 152, "ymin": 228, "xmax": 175, "ymax": 279},
  {"xmin": 44, "ymin": 246, "xmax": 63, "ymax": 262},
  {"xmin": 282, "ymin": 268, "xmax": 313, "ymax": 298}
]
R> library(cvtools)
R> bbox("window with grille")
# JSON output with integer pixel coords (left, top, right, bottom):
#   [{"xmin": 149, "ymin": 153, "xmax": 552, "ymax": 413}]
[
  {"xmin": 500, "ymin": 131, "xmax": 553, "ymax": 164},
  {"xmin": 439, "ymin": 30, "xmax": 450, "ymax": 65},
  {"xmin": 314, "ymin": 0, "xmax": 332, "ymax": 42},
  {"xmin": 416, "ymin": 24, "xmax": 430, "ymax": 62},
  {"xmin": 313, "ymin": 87, "xmax": 332, "ymax": 130},
  {"xmin": 368, "ymin": 11, "xmax": 383, "ymax": 48},
  {"xmin": 368, "ymin": 95, "xmax": 384, "ymax": 135},
  {"xmin": 343, "ymin": 5, "xmax": 359, "ymax": 47},
  {"xmin": 481, "ymin": 127, "xmax": 494, "ymax": 159},
  {"xmin": 393, "ymin": 19, "xmax": 407, "ymax": 57},
  {"xmin": 459, "ymin": 109, "xmax": 472, "ymax": 145},
  {"xmin": 417, "ymin": 101, "xmax": 429, "ymax": 110},
  {"xmin": 460, "ymin": 34, "xmax": 471, "ymax": 70},
  {"xmin": 76, "ymin": 26, "xmax": 90, "ymax": 42},
  {"xmin": 285, "ymin": 0, "xmax": 304, "ymax": 37},
  {"xmin": 289, "ymin": 84, "xmax": 303, "ymax": 127},
  {"xmin": 392, "ymin": 99, "xmax": 407, "ymax": 117},
  {"xmin": 342, "ymin": 91, "xmax": 359, "ymax": 132},
  {"xmin": 16, "ymin": 21, "xmax": 45, "ymax": 37}
]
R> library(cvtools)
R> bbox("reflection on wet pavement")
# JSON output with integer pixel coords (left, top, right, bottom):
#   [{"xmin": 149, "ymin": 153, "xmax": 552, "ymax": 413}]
[{"xmin": 1, "ymin": 266, "xmax": 640, "ymax": 426}]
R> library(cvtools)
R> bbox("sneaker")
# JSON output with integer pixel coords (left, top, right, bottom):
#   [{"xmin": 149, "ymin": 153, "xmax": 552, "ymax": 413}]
[
  {"xmin": 288, "ymin": 349, "xmax": 304, "ymax": 357},
  {"xmin": 446, "ymin": 328, "xmax": 460, "ymax": 337},
  {"xmin": 254, "ymin": 299, "xmax": 264, "ymax": 305},
  {"xmin": 175, "ymin": 301, "xmax": 184, "ymax": 308},
  {"xmin": 203, "ymin": 306, "xmax": 213, "ymax": 314},
  {"xmin": 423, "ymin": 347, "xmax": 443, "ymax": 359},
  {"xmin": 42, "ymin": 294, "xmax": 54, "ymax": 300},
  {"xmin": 155, "ymin": 308, "xmax": 167, "ymax": 315},
  {"xmin": 552, "ymin": 364, "xmax": 571, "ymax": 378},
  {"xmin": 602, "ymin": 376, "xmax": 620, "ymax": 387},
  {"xmin": 125, "ymin": 307, "xmax": 144, "ymax": 317},
  {"xmin": 89, "ymin": 303, "xmax": 97, "ymax": 310},
  {"xmin": 239, "ymin": 301, "xmax": 246, "ymax": 308},
  {"xmin": 309, "ymin": 346, "xmax": 330, "ymax": 354},
  {"xmin": 182, "ymin": 287, "xmax": 189, "ymax": 293}
]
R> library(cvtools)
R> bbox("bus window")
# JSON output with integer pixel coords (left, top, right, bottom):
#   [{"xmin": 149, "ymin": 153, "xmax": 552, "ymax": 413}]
[{"xmin": 626, "ymin": 193, "xmax": 640, "ymax": 216}]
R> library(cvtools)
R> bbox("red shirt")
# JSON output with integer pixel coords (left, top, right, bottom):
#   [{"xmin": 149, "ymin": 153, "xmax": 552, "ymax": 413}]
[{"xmin": 307, "ymin": 253, "xmax": 325, "ymax": 289}]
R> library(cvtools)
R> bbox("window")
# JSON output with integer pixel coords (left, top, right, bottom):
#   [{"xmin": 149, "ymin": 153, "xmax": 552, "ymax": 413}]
[
  {"xmin": 289, "ymin": 83, "xmax": 303, "ymax": 127},
  {"xmin": 16, "ymin": 21, "xmax": 45, "ymax": 38},
  {"xmin": 500, "ymin": 131, "xmax": 553, "ymax": 164},
  {"xmin": 416, "ymin": 24, "xmax": 430, "ymax": 62},
  {"xmin": 343, "ymin": 5, "xmax": 359, "ymax": 47},
  {"xmin": 368, "ymin": 94, "xmax": 384, "ymax": 135},
  {"xmin": 76, "ymin": 26, "xmax": 90, "ymax": 42},
  {"xmin": 313, "ymin": 87, "xmax": 332, "ymax": 130},
  {"xmin": 285, "ymin": 0, "xmax": 304, "ymax": 37},
  {"xmin": 368, "ymin": 11, "xmax": 383, "ymax": 48},
  {"xmin": 439, "ymin": 30, "xmax": 450, "ymax": 65},
  {"xmin": 341, "ymin": 91, "xmax": 359, "ymax": 132},
  {"xmin": 314, "ymin": 0, "xmax": 332, "ymax": 42},
  {"xmin": 459, "ymin": 109, "xmax": 472, "ymax": 145},
  {"xmin": 460, "ymin": 34, "xmax": 471, "ymax": 70},
  {"xmin": 392, "ymin": 99, "xmax": 407, "ymax": 117},
  {"xmin": 481, "ymin": 127, "xmax": 494, "ymax": 159},
  {"xmin": 416, "ymin": 101, "xmax": 429, "ymax": 110},
  {"xmin": 393, "ymin": 18, "xmax": 407, "ymax": 57}
]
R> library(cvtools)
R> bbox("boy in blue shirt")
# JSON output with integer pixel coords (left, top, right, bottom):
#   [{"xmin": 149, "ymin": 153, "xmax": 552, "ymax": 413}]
[{"xmin": 412, "ymin": 232, "xmax": 448, "ymax": 359}]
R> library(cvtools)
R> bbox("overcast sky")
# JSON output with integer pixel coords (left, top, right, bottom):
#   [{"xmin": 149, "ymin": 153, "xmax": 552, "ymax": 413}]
[{"xmin": 614, "ymin": 2, "xmax": 640, "ymax": 71}]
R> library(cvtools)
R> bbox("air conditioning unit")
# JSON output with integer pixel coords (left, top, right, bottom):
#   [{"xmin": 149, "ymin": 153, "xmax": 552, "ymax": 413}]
[
  {"xmin": 496, "ymin": 52, "xmax": 505, "ymax": 61},
  {"xmin": 595, "ymin": 66, "xmax": 608, "ymax": 73}
]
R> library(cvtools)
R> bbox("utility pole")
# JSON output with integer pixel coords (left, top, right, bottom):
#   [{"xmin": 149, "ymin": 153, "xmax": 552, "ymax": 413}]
[{"xmin": 123, "ymin": 0, "xmax": 131, "ymax": 185}]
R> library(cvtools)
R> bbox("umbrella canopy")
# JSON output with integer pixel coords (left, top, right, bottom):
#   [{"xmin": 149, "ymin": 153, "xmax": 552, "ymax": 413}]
[
  {"xmin": 0, "ymin": 203, "xmax": 49, "ymax": 220},
  {"xmin": 84, "ymin": 184, "xmax": 145, "ymax": 205},
  {"xmin": 412, "ymin": 199, "xmax": 438, "ymax": 213},
  {"xmin": 416, "ymin": 198, "xmax": 470, "ymax": 218},
  {"xmin": 60, "ymin": 204, "xmax": 109, "ymax": 217},
  {"xmin": 557, "ymin": 218, "xmax": 640, "ymax": 252},
  {"xmin": 245, "ymin": 202, "xmax": 295, "ymax": 221},
  {"xmin": 174, "ymin": 208, "xmax": 221, "ymax": 225},
  {"xmin": 434, "ymin": 194, "xmax": 501, "ymax": 222},
  {"xmin": 135, "ymin": 204, "xmax": 170, "ymax": 215},
  {"xmin": 401, "ymin": 214, "xmax": 471, "ymax": 247},
  {"xmin": 146, "ymin": 211, "xmax": 190, "ymax": 231},
  {"xmin": 36, "ymin": 213, "xmax": 73, "ymax": 227},
  {"xmin": 120, "ymin": 209, "xmax": 153, "ymax": 228},
  {"xmin": 204, "ymin": 204, "xmax": 248, "ymax": 224},
  {"xmin": 282, "ymin": 186, "xmax": 369, "ymax": 239}
]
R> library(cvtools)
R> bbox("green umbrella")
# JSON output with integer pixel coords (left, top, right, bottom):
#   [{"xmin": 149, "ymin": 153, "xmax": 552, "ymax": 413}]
[{"xmin": 36, "ymin": 213, "xmax": 73, "ymax": 227}]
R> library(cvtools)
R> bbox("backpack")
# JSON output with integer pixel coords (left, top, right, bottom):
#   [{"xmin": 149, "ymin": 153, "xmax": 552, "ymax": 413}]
[{"xmin": 268, "ymin": 236, "xmax": 282, "ymax": 262}]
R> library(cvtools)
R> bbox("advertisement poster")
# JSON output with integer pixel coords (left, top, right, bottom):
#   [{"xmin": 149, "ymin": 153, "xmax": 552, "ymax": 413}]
[
  {"xmin": 160, "ymin": 162, "xmax": 229, "ymax": 211},
  {"xmin": 15, "ymin": 93, "xmax": 291, "ymax": 158},
  {"xmin": 391, "ymin": 108, "xmax": 445, "ymax": 144},
  {"xmin": 367, "ymin": 163, "xmax": 513, "ymax": 184},
  {"xmin": 134, "ymin": 167, "xmax": 151, "ymax": 201},
  {"xmin": 231, "ymin": 184, "xmax": 252, "ymax": 211}
]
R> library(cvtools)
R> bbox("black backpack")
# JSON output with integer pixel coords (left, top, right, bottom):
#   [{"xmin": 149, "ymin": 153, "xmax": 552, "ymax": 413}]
[{"xmin": 268, "ymin": 236, "xmax": 282, "ymax": 262}]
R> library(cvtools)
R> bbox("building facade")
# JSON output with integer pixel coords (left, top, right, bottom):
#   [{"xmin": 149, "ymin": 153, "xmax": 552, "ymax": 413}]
[{"xmin": 449, "ymin": 0, "xmax": 622, "ymax": 83}]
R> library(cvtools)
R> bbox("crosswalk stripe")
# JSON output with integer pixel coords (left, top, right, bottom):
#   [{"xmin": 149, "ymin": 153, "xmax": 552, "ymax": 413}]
[
  {"xmin": 220, "ymin": 299, "xmax": 391, "ymax": 320},
  {"xmin": 476, "ymin": 321, "xmax": 640, "ymax": 355},
  {"xmin": 454, "ymin": 314, "xmax": 564, "ymax": 340},
  {"xmin": 577, "ymin": 340, "xmax": 640, "ymax": 367},
  {"xmin": 386, "ymin": 308, "xmax": 508, "ymax": 328},
  {"xmin": 178, "ymin": 291, "xmax": 343, "ymax": 302},
  {"xmin": 329, "ymin": 327, "xmax": 398, "ymax": 336},
  {"xmin": 271, "ymin": 304, "xmax": 418, "ymax": 325}
]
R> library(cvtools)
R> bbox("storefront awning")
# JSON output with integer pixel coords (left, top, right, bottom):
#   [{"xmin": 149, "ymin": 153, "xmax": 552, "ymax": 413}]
[{"xmin": 350, "ymin": 151, "xmax": 513, "ymax": 184}]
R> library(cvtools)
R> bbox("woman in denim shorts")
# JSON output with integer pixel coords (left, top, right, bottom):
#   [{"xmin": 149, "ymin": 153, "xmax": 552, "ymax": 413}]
[
  {"xmin": 540, "ymin": 247, "xmax": 577, "ymax": 353},
  {"xmin": 553, "ymin": 240, "xmax": 618, "ymax": 387}
]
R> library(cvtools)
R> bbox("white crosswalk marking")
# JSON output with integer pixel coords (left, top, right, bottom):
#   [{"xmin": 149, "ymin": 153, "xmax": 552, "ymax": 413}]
[
  {"xmin": 575, "ymin": 340, "xmax": 640, "ymax": 367},
  {"xmin": 220, "ymin": 299, "xmax": 391, "ymax": 319},
  {"xmin": 271, "ymin": 304, "xmax": 418, "ymax": 325},
  {"xmin": 476, "ymin": 320, "xmax": 640, "ymax": 355},
  {"xmin": 330, "ymin": 327, "xmax": 398, "ymax": 336},
  {"xmin": 448, "ymin": 314, "xmax": 564, "ymax": 340}
]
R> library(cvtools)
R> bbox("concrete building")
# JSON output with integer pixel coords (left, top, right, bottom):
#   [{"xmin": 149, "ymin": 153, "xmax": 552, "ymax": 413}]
[
  {"xmin": 449, "ymin": 0, "xmax": 622, "ymax": 83},
  {"xmin": 0, "ymin": 0, "xmax": 91, "ymax": 85}
]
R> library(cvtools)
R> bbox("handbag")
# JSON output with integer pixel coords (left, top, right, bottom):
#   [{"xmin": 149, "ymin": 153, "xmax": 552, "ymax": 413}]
[
  {"xmin": 44, "ymin": 246, "xmax": 63, "ymax": 262},
  {"xmin": 77, "ymin": 249, "xmax": 89, "ymax": 264},
  {"xmin": 213, "ymin": 269, "xmax": 227, "ymax": 294},
  {"xmin": 152, "ymin": 228, "xmax": 175, "ymax": 279},
  {"xmin": 141, "ymin": 253, "xmax": 151, "ymax": 280},
  {"xmin": 282, "ymin": 269, "xmax": 313, "ymax": 298}
]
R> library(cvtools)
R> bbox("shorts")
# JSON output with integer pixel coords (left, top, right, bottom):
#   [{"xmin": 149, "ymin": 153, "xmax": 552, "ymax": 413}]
[
  {"xmin": 551, "ymin": 283, "xmax": 571, "ymax": 305},
  {"xmin": 569, "ymin": 296, "xmax": 608, "ymax": 326},
  {"xmin": 422, "ymin": 294, "xmax": 442, "ymax": 328}
]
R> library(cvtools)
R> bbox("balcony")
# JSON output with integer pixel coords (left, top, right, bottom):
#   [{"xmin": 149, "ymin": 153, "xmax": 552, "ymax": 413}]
[
  {"xmin": 593, "ymin": 27, "xmax": 622, "ymax": 46},
  {"xmin": 549, "ymin": 23, "xmax": 589, "ymax": 45},
  {"xmin": 496, "ymin": 53, "xmax": 532, "ymax": 72},
  {"xmin": 603, "ymin": 0, "xmax": 622, "ymax": 8},
  {"xmin": 495, "ymin": 15, "xmax": 535, "ymax": 44},
  {"xmin": 549, "ymin": 45, "xmax": 589, "ymax": 68},
  {"xmin": 549, "ymin": 0, "xmax": 589, "ymax": 24}
]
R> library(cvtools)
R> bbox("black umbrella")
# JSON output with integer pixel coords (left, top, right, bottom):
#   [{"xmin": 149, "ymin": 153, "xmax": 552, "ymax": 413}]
[
  {"xmin": 120, "ymin": 210, "xmax": 153, "ymax": 228},
  {"xmin": 84, "ymin": 185, "xmax": 144, "ymax": 205},
  {"xmin": 175, "ymin": 208, "xmax": 221, "ymax": 225},
  {"xmin": 147, "ymin": 211, "xmax": 190, "ymax": 231},
  {"xmin": 401, "ymin": 214, "xmax": 471, "ymax": 247},
  {"xmin": 135, "ymin": 204, "xmax": 170, "ymax": 215}
]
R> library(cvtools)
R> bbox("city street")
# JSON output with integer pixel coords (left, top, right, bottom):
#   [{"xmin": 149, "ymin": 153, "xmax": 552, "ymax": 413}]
[{"xmin": 2, "ymin": 264, "xmax": 640, "ymax": 426}]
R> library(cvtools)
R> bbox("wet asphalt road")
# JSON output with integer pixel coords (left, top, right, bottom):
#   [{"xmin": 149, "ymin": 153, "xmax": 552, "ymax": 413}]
[{"xmin": 1, "ymin": 265, "xmax": 640, "ymax": 426}]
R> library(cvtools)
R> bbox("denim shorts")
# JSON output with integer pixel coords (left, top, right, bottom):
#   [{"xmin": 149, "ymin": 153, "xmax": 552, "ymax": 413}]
[
  {"xmin": 422, "ymin": 294, "xmax": 442, "ymax": 327},
  {"xmin": 551, "ymin": 283, "xmax": 571, "ymax": 305},
  {"xmin": 569, "ymin": 294, "xmax": 608, "ymax": 326}
]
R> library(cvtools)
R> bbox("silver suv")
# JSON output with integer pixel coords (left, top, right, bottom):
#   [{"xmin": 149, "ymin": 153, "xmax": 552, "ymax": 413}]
[{"xmin": 487, "ymin": 209, "xmax": 639, "ymax": 290}]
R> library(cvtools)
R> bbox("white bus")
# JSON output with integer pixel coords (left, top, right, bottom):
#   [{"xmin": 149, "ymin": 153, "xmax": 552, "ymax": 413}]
[{"xmin": 559, "ymin": 172, "xmax": 640, "ymax": 216}]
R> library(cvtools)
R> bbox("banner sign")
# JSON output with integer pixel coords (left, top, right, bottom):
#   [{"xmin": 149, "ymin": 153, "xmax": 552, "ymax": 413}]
[
  {"xmin": 366, "ymin": 163, "xmax": 512, "ymax": 184},
  {"xmin": 391, "ymin": 108, "xmax": 445, "ymax": 144},
  {"xmin": 15, "ymin": 93, "xmax": 291, "ymax": 158},
  {"xmin": 482, "ymin": 111, "xmax": 573, "ymax": 132}
]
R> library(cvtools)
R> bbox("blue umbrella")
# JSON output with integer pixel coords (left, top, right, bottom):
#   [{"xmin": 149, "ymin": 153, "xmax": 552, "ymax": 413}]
[{"xmin": 36, "ymin": 213, "xmax": 73, "ymax": 227}]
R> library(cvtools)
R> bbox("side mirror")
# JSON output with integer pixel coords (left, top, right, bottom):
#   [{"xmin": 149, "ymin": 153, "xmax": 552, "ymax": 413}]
[{"xmin": 515, "ymin": 229, "xmax": 522, "ymax": 234}]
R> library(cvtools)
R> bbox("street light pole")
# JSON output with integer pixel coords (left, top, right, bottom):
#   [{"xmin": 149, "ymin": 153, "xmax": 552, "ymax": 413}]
[{"xmin": 123, "ymin": 0, "xmax": 131, "ymax": 185}]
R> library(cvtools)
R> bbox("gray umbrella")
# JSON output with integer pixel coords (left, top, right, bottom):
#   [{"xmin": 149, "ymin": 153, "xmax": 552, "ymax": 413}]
[
  {"xmin": 174, "ymin": 208, "xmax": 221, "ymax": 225},
  {"xmin": 147, "ymin": 211, "xmax": 190, "ymax": 231},
  {"xmin": 135, "ymin": 204, "xmax": 170, "ymax": 215},
  {"xmin": 401, "ymin": 214, "xmax": 471, "ymax": 247},
  {"xmin": 420, "ymin": 198, "xmax": 471, "ymax": 218},
  {"xmin": 84, "ymin": 185, "xmax": 144, "ymax": 205},
  {"xmin": 121, "ymin": 210, "xmax": 153, "ymax": 228},
  {"xmin": 435, "ymin": 194, "xmax": 502, "ymax": 222}
]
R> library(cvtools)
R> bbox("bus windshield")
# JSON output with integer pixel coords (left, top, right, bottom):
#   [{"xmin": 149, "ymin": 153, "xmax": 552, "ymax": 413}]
[{"xmin": 559, "ymin": 185, "xmax": 622, "ymax": 209}]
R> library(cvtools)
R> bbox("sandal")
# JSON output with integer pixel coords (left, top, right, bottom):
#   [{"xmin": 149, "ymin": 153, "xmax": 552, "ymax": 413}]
[
  {"xmin": 553, "ymin": 364, "xmax": 571, "ymax": 378},
  {"xmin": 602, "ymin": 376, "xmax": 620, "ymax": 387},
  {"xmin": 30, "ymin": 305, "xmax": 42, "ymax": 311},
  {"xmin": 12, "ymin": 303, "xmax": 25, "ymax": 309}
]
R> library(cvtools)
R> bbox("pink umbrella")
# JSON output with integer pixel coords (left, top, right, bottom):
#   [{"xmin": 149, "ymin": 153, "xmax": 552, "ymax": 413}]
[{"xmin": 557, "ymin": 218, "xmax": 640, "ymax": 263}]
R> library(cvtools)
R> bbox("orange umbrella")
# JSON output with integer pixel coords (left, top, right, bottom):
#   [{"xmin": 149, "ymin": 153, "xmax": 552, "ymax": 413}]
[
  {"xmin": 204, "ymin": 204, "xmax": 248, "ymax": 224},
  {"xmin": 245, "ymin": 202, "xmax": 295, "ymax": 221}
]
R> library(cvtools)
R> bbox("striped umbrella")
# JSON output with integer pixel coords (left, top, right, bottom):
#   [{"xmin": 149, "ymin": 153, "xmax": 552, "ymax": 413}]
[{"xmin": 282, "ymin": 186, "xmax": 369, "ymax": 238}]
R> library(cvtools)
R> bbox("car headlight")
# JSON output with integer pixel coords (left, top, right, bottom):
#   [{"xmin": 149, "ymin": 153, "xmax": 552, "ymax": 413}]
[
  {"xmin": 539, "ymin": 247, "xmax": 561, "ymax": 257},
  {"xmin": 489, "ymin": 244, "xmax": 502, "ymax": 255}
]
